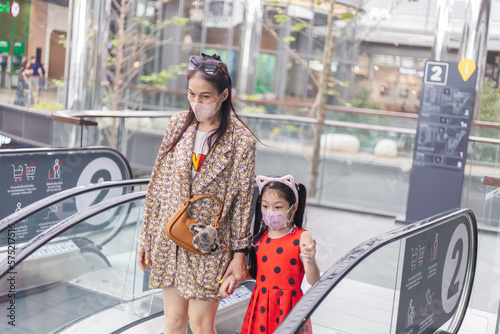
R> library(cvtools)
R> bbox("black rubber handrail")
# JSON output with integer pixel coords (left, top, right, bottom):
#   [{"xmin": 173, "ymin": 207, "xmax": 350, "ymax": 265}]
[
  {"xmin": 0, "ymin": 178, "xmax": 149, "ymax": 233},
  {"xmin": 276, "ymin": 208, "xmax": 478, "ymax": 334},
  {"xmin": 0, "ymin": 191, "xmax": 147, "ymax": 279}
]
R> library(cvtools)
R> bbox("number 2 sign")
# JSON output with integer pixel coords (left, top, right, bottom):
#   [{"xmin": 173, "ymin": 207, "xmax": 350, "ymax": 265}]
[
  {"xmin": 442, "ymin": 223, "xmax": 468, "ymax": 313},
  {"xmin": 424, "ymin": 62, "xmax": 449, "ymax": 86}
]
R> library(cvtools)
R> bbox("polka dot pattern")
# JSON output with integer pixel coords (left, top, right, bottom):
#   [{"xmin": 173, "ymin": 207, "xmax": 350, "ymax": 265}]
[{"xmin": 241, "ymin": 229, "xmax": 312, "ymax": 334}]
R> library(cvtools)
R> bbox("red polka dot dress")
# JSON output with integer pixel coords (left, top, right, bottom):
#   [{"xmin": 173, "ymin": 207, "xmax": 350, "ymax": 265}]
[{"xmin": 241, "ymin": 228, "xmax": 313, "ymax": 334}]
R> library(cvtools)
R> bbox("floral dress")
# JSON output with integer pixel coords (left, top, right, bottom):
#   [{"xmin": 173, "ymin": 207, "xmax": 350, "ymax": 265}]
[
  {"xmin": 241, "ymin": 228, "xmax": 313, "ymax": 334},
  {"xmin": 138, "ymin": 111, "xmax": 256, "ymax": 302}
]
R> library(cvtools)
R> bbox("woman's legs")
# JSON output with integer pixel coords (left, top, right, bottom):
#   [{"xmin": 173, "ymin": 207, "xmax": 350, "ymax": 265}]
[
  {"xmin": 163, "ymin": 286, "xmax": 189, "ymax": 334},
  {"xmin": 188, "ymin": 299, "xmax": 220, "ymax": 334}
]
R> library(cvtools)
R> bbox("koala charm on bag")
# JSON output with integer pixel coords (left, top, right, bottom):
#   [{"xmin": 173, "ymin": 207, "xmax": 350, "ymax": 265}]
[{"xmin": 189, "ymin": 223, "xmax": 220, "ymax": 253}]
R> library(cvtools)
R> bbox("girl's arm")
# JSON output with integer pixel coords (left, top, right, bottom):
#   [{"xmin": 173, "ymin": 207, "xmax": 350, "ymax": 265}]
[
  {"xmin": 219, "ymin": 271, "xmax": 253, "ymax": 298},
  {"xmin": 300, "ymin": 231, "xmax": 320, "ymax": 285},
  {"xmin": 219, "ymin": 274, "xmax": 237, "ymax": 298}
]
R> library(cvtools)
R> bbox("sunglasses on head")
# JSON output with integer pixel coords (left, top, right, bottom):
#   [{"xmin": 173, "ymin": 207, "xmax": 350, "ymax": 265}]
[{"xmin": 188, "ymin": 54, "xmax": 227, "ymax": 76}]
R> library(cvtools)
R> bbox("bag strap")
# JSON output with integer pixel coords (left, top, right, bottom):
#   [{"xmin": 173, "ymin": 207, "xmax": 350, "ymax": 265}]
[{"xmin": 184, "ymin": 194, "xmax": 223, "ymax": 229}]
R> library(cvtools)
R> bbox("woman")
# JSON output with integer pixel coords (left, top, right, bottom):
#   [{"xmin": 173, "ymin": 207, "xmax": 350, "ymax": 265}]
[
  {"xmin": 137, "ymin": 54, "xmax": 256, "ymax": 334},
  {"xmin": 14, "ymin": 60, "xmax": 33, "ymax": 106}
]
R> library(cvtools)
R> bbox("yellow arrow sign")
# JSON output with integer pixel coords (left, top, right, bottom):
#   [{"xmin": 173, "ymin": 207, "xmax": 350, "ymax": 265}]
[{"xmin": 458, "ymin": 59, "xmax": 476, "ymax": 82}]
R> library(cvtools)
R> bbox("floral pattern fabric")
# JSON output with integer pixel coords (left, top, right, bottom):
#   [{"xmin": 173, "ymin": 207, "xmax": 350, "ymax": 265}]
[{"xmin": 138, "ymin": 111, "xmax": 256, "ymax": 301}]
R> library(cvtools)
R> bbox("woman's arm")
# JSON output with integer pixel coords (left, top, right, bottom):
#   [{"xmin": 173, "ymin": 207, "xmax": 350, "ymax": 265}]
[
  {"xmin": 137, "ymin": 113, "xmax": 183, "ymax": 254},
  {"xmin": 300, "ymin": 231, "xmax": 321, "ymax": 285},
  {"xmin": 224, "ymin": 138, "xmax": 256, "ymax": 282}
]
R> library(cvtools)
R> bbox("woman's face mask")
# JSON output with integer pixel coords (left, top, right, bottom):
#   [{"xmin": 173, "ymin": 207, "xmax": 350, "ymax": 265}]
[
  {"xmin": 262, "ymin": 206, "xmax": 293, "ymax": 231},
  {"xmin": 189, "ymin": 94, "xmax": 222, "ymax": 122}
]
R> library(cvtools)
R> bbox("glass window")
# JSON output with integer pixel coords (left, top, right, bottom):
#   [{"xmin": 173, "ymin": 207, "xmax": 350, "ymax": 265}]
[
  {"xmin": 181, "ymin": 0, "xmax": 204, "ymax": 44},
  {"xmin": 256, "ymin": 53, "xmax": 277, "ymax": 95}
]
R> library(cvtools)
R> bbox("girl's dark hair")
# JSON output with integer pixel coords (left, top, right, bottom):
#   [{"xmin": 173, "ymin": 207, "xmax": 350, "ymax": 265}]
[
  {"xmin": 248, "ymin": 180, "xmax": 307, "ymax": 279},
  {"xmin": 163, "ymin": 54, "xmax": 255, "ymax": 160}
]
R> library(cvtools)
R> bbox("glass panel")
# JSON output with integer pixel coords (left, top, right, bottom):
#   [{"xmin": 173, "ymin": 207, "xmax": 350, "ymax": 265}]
[
  {"xmin": 256, "ymin": 53, "xmax": 277, "ymax": 96},
  {"xmin": 301, "ymin": 214, "xmax": 475, "ymax": 334},
  {"xmin": 471, "ymin": 182, "xmax": 500, "ymax": 331},
  {"xmin": 307, "ymin": 242, "xmax": 402, "ymax": 333},
  {"xmin": 182, "ymin": 0, "xmax": 204, "ymax": 44},
  {"xmin": 246, "ymin": 117, "xmax": 413, "ymax": 214},
  {"xmin": 0, "ymin": 185, "xmax": 145, "ymax": 254},
  {"xmin": 0, "ymin": 198, "xmax": 152, "ymax": 333}
]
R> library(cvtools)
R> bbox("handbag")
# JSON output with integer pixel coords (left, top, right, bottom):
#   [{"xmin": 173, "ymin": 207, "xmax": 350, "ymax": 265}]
[{"xmin": 165, "ymin": 194, "xmax": 223, "ymax": 255}]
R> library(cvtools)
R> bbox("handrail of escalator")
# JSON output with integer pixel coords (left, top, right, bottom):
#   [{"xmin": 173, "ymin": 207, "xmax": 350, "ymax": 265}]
[
  {"xmin": 275, "ymin": 208, "xmax": 478, "ymax": 334},
  {"xmin": 0, "ymin": 178, "xmax": 150, "ymax": 233},
  {"xmin": 0, "ymin": 191, "xmax": 147, "ymax": 280}
]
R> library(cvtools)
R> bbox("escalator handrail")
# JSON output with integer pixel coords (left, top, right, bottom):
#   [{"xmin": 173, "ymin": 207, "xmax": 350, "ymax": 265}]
[
  {"xmin": 275, "ymin": 208, "xmax": 478, "ymax": 334},
  {"xmin": 0, "ymin": 191, "xmax": 147, "ymax": 280},
  {"xmin": 0, "ymin": 178, "xmax": 150, "ymax": 233}
]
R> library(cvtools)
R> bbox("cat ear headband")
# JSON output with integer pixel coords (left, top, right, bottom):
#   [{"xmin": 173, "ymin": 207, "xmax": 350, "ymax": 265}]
[{"xmin": 255, "ymin": 175, "xmax": 299, "ymax": 204}]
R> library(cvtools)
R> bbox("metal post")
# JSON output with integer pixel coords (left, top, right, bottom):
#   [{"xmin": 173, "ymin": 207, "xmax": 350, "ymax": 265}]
[
  {"xmin": 432, "ymin": 0, "xmax": 455, "ymax": 61},
  {"xmin": 64, "ymin": 0, "xmax": 111, "ymax": 111},
  {"xmin": 238, "ymin": 0, "xmax": 262, "ymax": 96},
  {"xmin": 458, "ymin": 0, "xmax": 491, "ymax": 119}
]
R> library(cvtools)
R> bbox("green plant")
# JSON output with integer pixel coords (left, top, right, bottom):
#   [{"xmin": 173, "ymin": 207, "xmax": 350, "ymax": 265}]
[
  {"xmin": 51, "ymin": 79, "xmax": 64, "ymax": 88},
  {"xmin": 350, "ymin": 86, "xmax": 382, "ymax": 110},
  {"xmin": 479, "ymin": 80, "xmax": 500, "ymax": 123},
  {"xmin": 240, "ymin": 105, "xmax": 267, "ymax": 114},
  {"xmin": 32, "ymin": 102, "xmax": 63, "ymax": 112},
  {"xmin": 139, "ymin": 64, "xmax": 186, "ymax": 89}
]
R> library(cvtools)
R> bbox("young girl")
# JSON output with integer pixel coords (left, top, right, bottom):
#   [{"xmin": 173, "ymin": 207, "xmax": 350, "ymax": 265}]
[{"xmin": 220, "ymin": 175, "xmax": 320, "ymax": 334}]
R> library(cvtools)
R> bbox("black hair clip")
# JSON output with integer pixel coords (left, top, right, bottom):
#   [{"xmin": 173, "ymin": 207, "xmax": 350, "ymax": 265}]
[{"xmin": 201, "ymin": 53, "xmax": 221, "ymax": 61}]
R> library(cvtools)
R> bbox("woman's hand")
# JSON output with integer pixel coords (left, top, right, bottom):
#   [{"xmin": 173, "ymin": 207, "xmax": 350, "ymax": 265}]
[
  {"xmin": 222, "ymin": 253, "xmax": 247, "ymax": 283},
  {"xmin": 137, "ymin": 247, "xmax": 151, "ymax": 271}
]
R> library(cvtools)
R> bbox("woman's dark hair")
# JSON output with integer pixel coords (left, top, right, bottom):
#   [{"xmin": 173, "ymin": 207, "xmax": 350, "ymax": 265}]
[
  {"xmin": 163, "ymin": 54, "xmax": 255, "ymax": 160},
  {"xmin": 248, "ymin": 180, "xmax": 307, "ymax": 279},
  {"xmin": 21, "ymin": 60, "xmax": 28, "ymax": 68}
]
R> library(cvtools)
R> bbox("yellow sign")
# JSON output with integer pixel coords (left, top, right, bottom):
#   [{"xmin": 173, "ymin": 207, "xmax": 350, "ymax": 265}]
[{"xmin": 458, "ymin": 59, "xmax": 476, "ymax": 82}]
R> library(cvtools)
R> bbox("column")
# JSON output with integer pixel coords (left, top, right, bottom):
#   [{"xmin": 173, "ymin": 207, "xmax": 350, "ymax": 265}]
[
  {"xmin": 237, "ymin": 0, "xmax": 262, "ymax": 96},
  {"xmin": 64, "ymin": 0, "xmax": 111, "ymax": 111},
  {"xmin": 458, "ymin": 0, "xmax": 491, "ymax": 119},
  {"xmin": 432, "ymin": 0, "xmax": 454, "ymax": 61}
]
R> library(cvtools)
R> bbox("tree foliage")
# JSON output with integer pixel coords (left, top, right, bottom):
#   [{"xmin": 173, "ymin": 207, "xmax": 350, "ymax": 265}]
[
  {"xmin": 478, "ymin": 80, "xmax": 500, "ymax": 123},
  {"xmin": 103, "ymin": 0, "xmax": 186, "ymax": 148},
  {"xmin": 258, "ymin": 0, "xmax": 408, "ymax": 197}
]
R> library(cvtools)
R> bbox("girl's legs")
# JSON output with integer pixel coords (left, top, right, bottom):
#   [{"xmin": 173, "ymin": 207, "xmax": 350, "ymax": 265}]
[
  {"xmin": 163, "ymin": 286, "xmax": 189, "ymax": 333},
  {"xmin": 188, "ymin": 299, "xmax": 219, "ymax": 334}
]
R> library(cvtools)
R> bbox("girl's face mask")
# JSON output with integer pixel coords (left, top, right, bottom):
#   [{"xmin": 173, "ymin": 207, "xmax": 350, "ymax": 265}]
[
  {"xmin": 262, "ymin": 206, "xmax": 293, "ymax": 231},
  {"xmin": 189, "ymin": 94, "xmax": 222, "ymax": 122}
]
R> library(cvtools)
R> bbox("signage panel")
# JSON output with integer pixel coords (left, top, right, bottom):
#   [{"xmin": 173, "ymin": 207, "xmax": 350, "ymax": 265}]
[
  {"xmin": 0, "ymin": 40, "xmax": 9, "ymax": 54},
  {"xmin": 395, "ymin": 215, "xmax": 472, "ymax": 334},
  {"xmin": 405, "ymin": 60, "xmax": 477, "ymax": 223},
  {"xmin": 0, "ymin": 149, "xmax": 132, "ymax": 245}
]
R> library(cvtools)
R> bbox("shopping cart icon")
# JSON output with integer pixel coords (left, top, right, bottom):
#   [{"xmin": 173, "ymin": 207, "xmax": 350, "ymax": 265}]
[
  {"xmin": 25, "ymin": 163, "xmax": 36, "ymax": 180},
  {"xmin": 12, "ymin": 164, "xmax": 23, "ymax": 182},
  {"xmin": 11, "ymin": 162, "xmax": 37, "ymax": 183}
]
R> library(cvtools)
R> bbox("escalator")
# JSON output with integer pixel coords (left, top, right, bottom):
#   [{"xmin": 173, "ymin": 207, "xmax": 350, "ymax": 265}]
[
  {"xmin": 0, "ymin": 179, "xmax": 252, "ymax": 333},
  {"xmin": 0, "ymin": 180, "xmax": 477, "ymax": 333}
]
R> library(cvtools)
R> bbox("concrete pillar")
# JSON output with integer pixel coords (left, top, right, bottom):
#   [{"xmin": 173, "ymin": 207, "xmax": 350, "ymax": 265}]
[
  {"xmin": 458, "ymin": 0, "xmax": 491, "ymax": 119},
  {"xmin": 432, "ymin": 0, "xmax": 454, "ymax": 61},
  {"xmin": 64, "ymin": 0, "xmax": 111, "ymax": 111}
]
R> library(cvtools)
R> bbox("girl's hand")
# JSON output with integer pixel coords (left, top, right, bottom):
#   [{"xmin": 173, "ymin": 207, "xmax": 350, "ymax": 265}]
[
  {"xmin": 222, "ymin": 252, "xmax": 248, "ymax": 283},
  {"xmin": 137, "ymin": 247, "xmax": 151, "ymax": 271},
  {"xmin": 300, "ymin": 239, "xmax": 316, "ymax": 264},
  {"xmin": 219, "ymin": 275, "xmax": 237, "ymax": 298}
]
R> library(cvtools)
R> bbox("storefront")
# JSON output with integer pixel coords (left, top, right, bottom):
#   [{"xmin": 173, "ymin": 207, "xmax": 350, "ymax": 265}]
[{"xmin": 0, "ymin": 0, "xmax": 30, "ymax": 74}]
